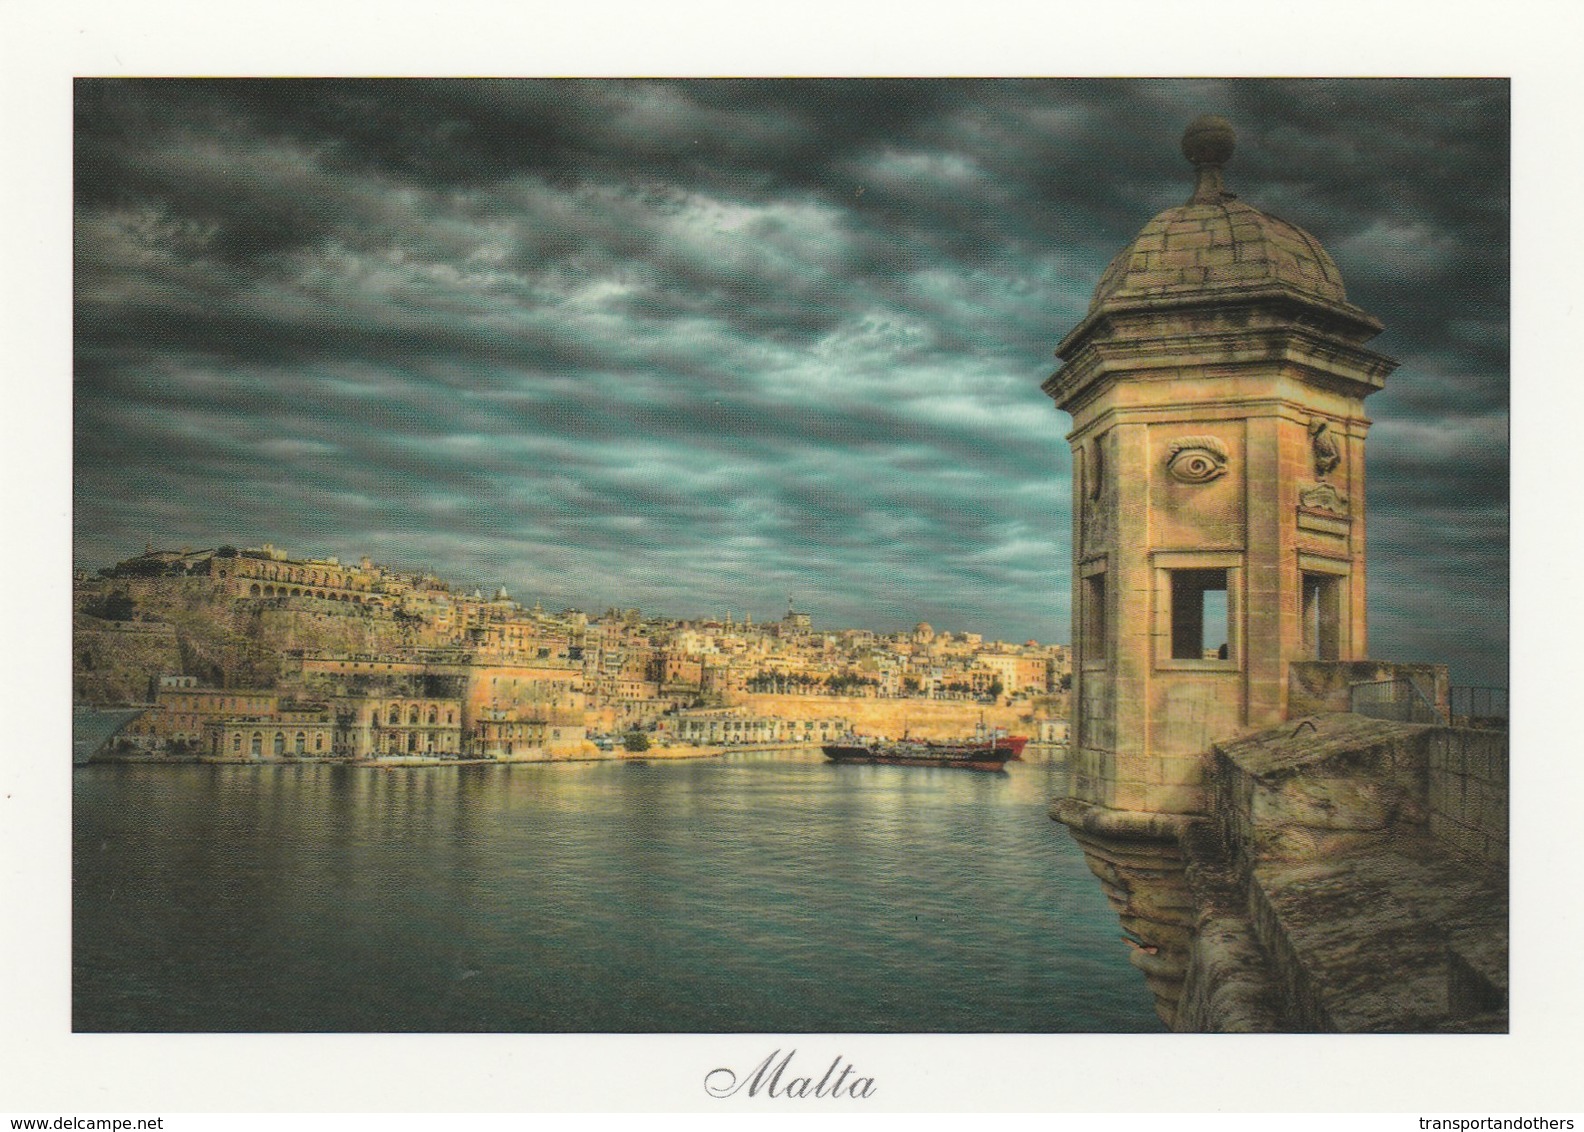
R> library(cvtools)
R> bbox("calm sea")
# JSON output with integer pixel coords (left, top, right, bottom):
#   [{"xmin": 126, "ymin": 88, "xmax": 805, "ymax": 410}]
[{"xmin": 73, "ymin": 752, "xmax": 1162, "ymax": 1032}]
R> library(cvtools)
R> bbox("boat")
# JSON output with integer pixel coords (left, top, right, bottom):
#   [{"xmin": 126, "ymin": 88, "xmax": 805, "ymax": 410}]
[
  {"xmin": 822, "ymin": 729, "xmax": 1028, "ymax": 772},
  {"xmin": 73, "ymin": 706, "xmax": 150, "ymax": 766}
]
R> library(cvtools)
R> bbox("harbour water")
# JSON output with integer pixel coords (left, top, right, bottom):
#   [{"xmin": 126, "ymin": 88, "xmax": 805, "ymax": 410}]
[{"xmin": 73, "ymin": 751, "xmax": 1163, "ymax": 1032}]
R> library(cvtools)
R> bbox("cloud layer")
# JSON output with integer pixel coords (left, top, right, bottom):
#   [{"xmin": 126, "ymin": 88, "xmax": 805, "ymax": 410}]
[{"xmin": 73, "ymin": 78, "xmax": 1509, "ymax": 683}]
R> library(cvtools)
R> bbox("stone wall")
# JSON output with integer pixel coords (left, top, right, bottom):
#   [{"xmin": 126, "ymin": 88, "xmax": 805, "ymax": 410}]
[
  {"xmin": 1178, "ymin": 714, "xmax": 1509, "ymax": 1031},
  {"xmin": 72, "ymin": 580, "xmax": 417, "ymax": 704},
  {"xmin": 1050, "ymin": 800, "xmax": 1198, "ymax": 1027},
  {"xmin": 72, "ymin": 617, "xmax": 180, "ymax": 704},
  {"xmin": 1288, "ymin": 660, "xmax": 1449, "ymax": 719},
  {"xmin": 734, "ymin": 694, "xmax": 1035, "ymax": 741},
  {"xmin": 1428, "ymin": 729, "xmax": 1508, "ymax": 869},
  {"xmin": 1209, "ymin": 713, "xmax": 1433, "ymax": 872},
  {"xmin": 251, "ymin": 602, "xmax": 408, "ymax": 659}
]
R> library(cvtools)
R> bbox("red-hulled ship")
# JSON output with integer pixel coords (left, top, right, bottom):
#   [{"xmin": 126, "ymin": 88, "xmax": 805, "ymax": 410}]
[{"xmin": 821, "ymin": 730, "xmax": 1028, "ymax": 772}]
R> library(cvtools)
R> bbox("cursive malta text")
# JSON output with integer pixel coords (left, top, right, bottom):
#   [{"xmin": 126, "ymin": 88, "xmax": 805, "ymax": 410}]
[{"xmin": 704, "ymin": 1048, "xmax": 875, "ymax": 1100}]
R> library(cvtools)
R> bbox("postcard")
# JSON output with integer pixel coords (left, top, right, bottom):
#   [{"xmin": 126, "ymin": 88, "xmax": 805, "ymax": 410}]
[{"xmin": 6, "ymin": 1, "xmax": 1578, "ymax": 1119}]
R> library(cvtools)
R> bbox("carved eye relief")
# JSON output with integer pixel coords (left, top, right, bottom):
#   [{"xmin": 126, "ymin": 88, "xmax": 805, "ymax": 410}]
[{"xmin": 1165, "ymin": 435, "xmax": 1229, "ymax": 484}]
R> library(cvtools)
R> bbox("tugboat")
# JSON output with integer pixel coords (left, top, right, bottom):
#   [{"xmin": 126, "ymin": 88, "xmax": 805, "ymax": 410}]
[{"xmin": 822, "ymin": 727, "xmax": 1028, "ymax": 772}]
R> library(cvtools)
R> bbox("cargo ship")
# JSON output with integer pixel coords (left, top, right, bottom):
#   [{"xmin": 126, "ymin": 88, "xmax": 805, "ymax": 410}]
[{"xmin": 821, "ymin": 730, "xmax": 1028, "ymax": 772}]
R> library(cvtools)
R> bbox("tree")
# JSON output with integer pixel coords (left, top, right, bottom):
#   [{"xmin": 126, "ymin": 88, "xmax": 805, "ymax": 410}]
[
  {"xmin": 86, "ymin": 590, "xmax": 136, "ymax": 621},
  {"xmin": 622, "ymin": 731, "xmax": 650, "ymax": 752}
]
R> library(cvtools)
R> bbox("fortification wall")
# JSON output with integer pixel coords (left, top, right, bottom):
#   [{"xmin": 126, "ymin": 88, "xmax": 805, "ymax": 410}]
[
  {"xmin": 251, "ymin": 603, "xmax": 407, "ymax": 658},
  {"xmin": 1288, "ymin": 660, "xmax": 1450, "ymax": 719},
  {"xmin": 72, "ymin": 576, "xmax": 420, "ymax": 703},
  {"xmin": 1176, "ymin": 716, "xmax": 1509, "ymax": 1031},
  {"xmin": 1428, "ymin": 729, "xmax": 1508, "ymax": 869},
  {"xmin": 736, "ymin": 694, "xmax": 1034, "ymax": 740},
  {"xmin": 72, "ymin": 618, "xmax": 180, "ymax": 703}
]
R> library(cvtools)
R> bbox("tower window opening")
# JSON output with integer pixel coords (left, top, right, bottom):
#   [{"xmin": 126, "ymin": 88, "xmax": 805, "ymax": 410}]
[
  {"xmin": 1302, "ymin": 572, "xmax": 1342, "ymax": 660},
  {"xmin": 1082, "ymin": 572, "xmax": 1107, "ymax": 660},
  {"xmin": 1170, "ymin": 568, "xmax": 1230, "ymax": 660}
]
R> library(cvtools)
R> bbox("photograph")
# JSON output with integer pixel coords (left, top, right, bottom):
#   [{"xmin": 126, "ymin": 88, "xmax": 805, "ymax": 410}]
[
  {"xmin": 8, "ymin": 15, "xmax": 1574, "ymax": 1109},
  {"xmin": 68, "ymin": 77, "xmax": 1509, "ymax": 1040}
]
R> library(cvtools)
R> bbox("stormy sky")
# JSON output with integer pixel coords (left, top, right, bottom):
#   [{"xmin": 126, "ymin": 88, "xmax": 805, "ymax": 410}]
[{"xmin": 72, "ymin": 78, "xmax": 1509, "ymax": 683}]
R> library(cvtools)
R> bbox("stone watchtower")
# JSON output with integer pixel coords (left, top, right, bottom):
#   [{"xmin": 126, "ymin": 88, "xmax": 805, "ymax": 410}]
[{"xmin": 1043, "ymin": 115, "xmax": 1397, "ymax": 821}]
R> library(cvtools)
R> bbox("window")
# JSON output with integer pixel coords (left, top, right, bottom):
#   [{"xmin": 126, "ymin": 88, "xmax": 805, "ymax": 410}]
[
  {"xmin": 1297, "ymin": 554, "xmax": 1350, "ymax": 661},
  {"xmin": 1302, "ymin": 572, "xmax": 1342, "ymax": 660},
  {"xmin": 294, "ymin": 732, "xmax": 306, "ymax": 755},
  {"xmin": 1170, "ymin": 569, "xmax": 1230, "ymax": 660},
  {"xmin": 1153, "ymin": 552, "xmax": 1241, "ymax": 668},
  {"xmin": 1081, "ymin": 569, "xmax": 1107, "ymax": 661}
]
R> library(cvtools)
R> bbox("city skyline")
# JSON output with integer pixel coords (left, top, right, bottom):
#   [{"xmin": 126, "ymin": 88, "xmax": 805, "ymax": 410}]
[
  {"xmin": 84, "ymin": 538, "xmax": 1061, "ymax": 644},
  {"xmin": 73, "ymin": 79, "xmax": 1509, "ymax": 683}
]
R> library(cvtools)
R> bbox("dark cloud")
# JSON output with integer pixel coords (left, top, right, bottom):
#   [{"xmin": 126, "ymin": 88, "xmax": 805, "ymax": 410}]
[{"xmin": 73, "ymin": 78, "xmax": 1508, "ymax": 684}]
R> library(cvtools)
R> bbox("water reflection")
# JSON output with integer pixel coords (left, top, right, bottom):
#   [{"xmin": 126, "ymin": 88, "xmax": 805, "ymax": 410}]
[{"xmin": 74, "ymin": 757, "xmax": 1162, "ymax": 1032}]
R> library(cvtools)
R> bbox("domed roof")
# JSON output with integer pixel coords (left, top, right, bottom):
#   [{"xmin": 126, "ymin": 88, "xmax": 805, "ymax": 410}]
[{"xmin": 1087, "ymin": 115, "xmax": 1348, "ymax": 315}]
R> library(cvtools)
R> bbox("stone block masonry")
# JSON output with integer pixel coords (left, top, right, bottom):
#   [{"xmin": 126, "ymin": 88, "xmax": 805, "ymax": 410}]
[
  {"xmin": 1428, "ymin": 728, "xmax": 1508, "ymax": 869},
  {"xmin": 73, "ymin": 617, "xmax": 180, "ymax": 704},
  {"xmin": 1187, "ymin": 713, "xmax": 1508, "ymax": 1031},
  {"xmin": 1063, "ymin": 712, "xmax": 1510, "ymax": 1031}
]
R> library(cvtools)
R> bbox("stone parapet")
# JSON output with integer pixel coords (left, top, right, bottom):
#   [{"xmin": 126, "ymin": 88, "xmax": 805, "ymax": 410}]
[
  {"xmin": 1209, "ymin": 713, "xmax": 1435, "ymax": 871},
  {"xmin": 1175, "ymin": 821, "xmax": 1291, "ymax": 1032},
  {"xmin": 1060, "ymin": 711, "xmax": 1510, "ymax": 1030},
  {"xmin": 1288, "ymin": 659, "xmax": 1449, "ymax": 720},
  {"xmin": 1245, "ymin": 842, "xmax": 1507, "ymax": 1031},
  {"xmin": 1195, "ymin": 712, "xmax": 1506, "ymax": 1030},
  {"xmin": 1428, "ymin": 728, "xmax": 1509, "ymax": 869}
]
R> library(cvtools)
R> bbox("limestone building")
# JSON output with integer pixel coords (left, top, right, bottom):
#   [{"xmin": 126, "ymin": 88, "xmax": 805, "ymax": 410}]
[
  {"xmin": 1042, "ymin": 114, "xmax": 1397, "ymax": 817},
  {"xmin": 123, "ymin": 683, "xmax": 281, "ymax": 751},
  {"xmin": 334, "ymin": 694, "xmax": 465, "ymax": 758},
  {"xmin": 204, "ymin": 705, "xmax": 336, "ymax": 760}
]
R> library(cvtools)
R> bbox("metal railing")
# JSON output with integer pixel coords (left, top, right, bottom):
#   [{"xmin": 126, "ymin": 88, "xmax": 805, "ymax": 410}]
[
  {"xmin": 1349, "ymin": 678, "xmax": 1445, "ymax": 724},
  {"xmin": 1450, "ymin": 686, "xmax": 1508, "ymax": 729}
]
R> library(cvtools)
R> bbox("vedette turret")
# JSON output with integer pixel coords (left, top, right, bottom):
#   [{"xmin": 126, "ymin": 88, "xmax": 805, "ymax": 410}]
[{"xmin": 1043, "ymin": 116, "xmax": 1398, "ymax": 819}]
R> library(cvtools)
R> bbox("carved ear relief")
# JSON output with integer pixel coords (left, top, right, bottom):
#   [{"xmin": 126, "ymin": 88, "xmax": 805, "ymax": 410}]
[
  {"xmin": 1087, "ymin": 439, "xmax": 1105, "ymax": 499},
  {"xmin": 1308, "ymin": 417, "xmax": 1342, "ymax": 479},
  {"xmin": 1165, "ymin": 435, "xmax": 1229, "ymax": 484}
]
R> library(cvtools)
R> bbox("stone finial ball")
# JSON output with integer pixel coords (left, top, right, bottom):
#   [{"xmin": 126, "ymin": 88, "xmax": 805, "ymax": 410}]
[{"xmin": 1182, "ymin": 114, "xmax": 1236, "ymax": 166}]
